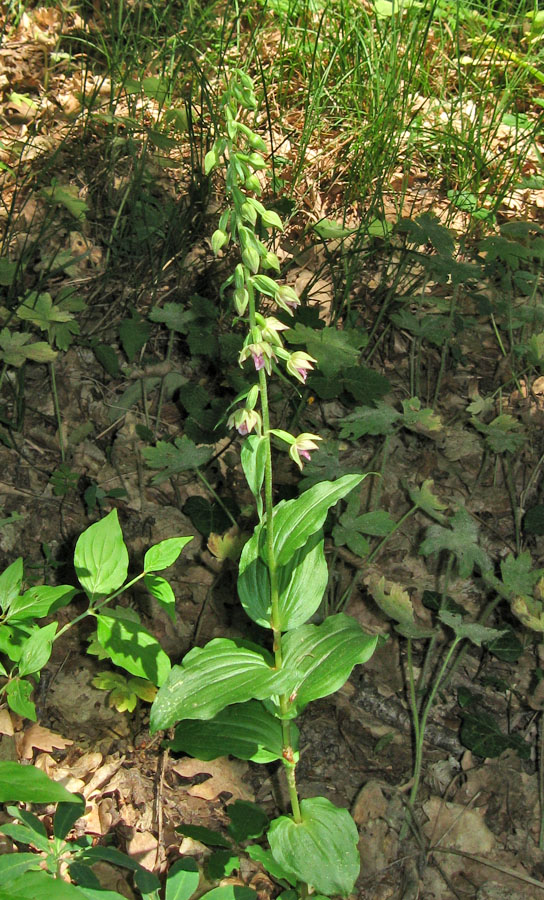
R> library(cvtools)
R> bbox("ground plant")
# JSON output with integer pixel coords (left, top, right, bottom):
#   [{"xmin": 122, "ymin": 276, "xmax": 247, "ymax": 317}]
[{"xmin": 1, "ymin": 0, "xmax": 544, "ymax": 897}]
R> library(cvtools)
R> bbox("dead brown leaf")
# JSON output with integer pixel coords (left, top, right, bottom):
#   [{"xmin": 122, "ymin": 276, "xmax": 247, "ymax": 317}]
[{"xmin": 171, "ymin": 756, "xmax": 254, "ymax": 803}]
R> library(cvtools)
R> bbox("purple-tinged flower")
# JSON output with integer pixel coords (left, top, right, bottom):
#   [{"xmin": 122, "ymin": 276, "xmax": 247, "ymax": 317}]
[
  {"xmin": 275, "ymin": 284, "xmax": 300, "ymax": 314},
  {"xmin": 261, "ymin": 316, "xmax": 289, "ymax": 346},
  {"xmin": 286, "ymin": 351, "xmax": 317, "ymax": 384},
  {"xmin": 239, "ymin": 341, "xmax": 276, "ymax": 375},
  {"xmin": 227, "ymin": 407, "xmax": 262, "ymax": 436},
  {"xmin": 289, "ymin": 433, "xmax": 322, "ymax": 470}
]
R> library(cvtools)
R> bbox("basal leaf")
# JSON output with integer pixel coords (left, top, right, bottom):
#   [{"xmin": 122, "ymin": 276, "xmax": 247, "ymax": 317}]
[
  {"xmin": 268, "ymin": 797, "xmax": 360, "ymax": 896},
  {"xmin": 150, "ymin": 640, "xmax": 289, "ymax": 731},
  {"xmin": 74, "ymin": 510, "xmax": 129, "ymax": 602}
]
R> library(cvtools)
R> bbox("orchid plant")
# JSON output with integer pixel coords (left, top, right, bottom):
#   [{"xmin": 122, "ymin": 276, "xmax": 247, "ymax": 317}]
[{"xmin": 149, "ymin": 71, "xmax": 381, "ymax": 898}]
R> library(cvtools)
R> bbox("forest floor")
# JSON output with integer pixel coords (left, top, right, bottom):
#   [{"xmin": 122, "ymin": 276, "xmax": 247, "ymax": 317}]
[{"xmin": 1, "ymin": 3, "xmax": 544, "ymax": 899}]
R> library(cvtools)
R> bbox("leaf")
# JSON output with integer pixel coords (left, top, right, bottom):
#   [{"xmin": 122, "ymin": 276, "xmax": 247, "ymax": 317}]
[
  {"xmin": 207, "ymin": 850, "xmax": 240, "ymax": 880},
  {"xmin": 268, "ymin": 474, "xmax": 366, "ymax": 567},
  {"xmin": 144, "ymin": 536, "xmax": 193, "ymax": 571},
  {"xmin": 0, "ymin": 557, "xmax": 23, "ymax": 615},
  {"xmin": 208, "ymin": 527, "xmax": 247, "ymax": 561},
  {"xmin": 119, "ymin": 311, "xmax": 151, "ymax": 362},
  {"xmin": 54, "ymin": 795, "xmax": 86, "ymax": 840},
  {"xmin": 407, "ymin": 479, "xmax": 448, "ymax": 522},
  {"xmin": 150, "ymin": 640, "xmax": 289, "ymax": 732},
  {"xmin": 168, "ymin": 700, "xmax": 296, "ymax": 763},
  {"xmin": 340, "ymin": 402, "xmax": 400, "ymax": 439},
  {"xmin": 198, "ymin": 887, "xmax": 256, "ymax": 900},
  {"xmin": 42, "ymin": 183, "xmax": 88, "ymax": 220},
  {"xmin": 6, "ymin": 870, "xmax": 88, "ymax": 900},
  {"xmin": 165, "ymin": 858, "xmax": 200, "ymax": 900},
  {"xmin": 268, "ymin": 797, "xmax": 360, "ymax": 896},
  {"xmin": 74, "ymin": 510, "xmax": 129, "ymax": 602},
  {"xmin": 419, "ymin": 506, "xmax": 492, "ymax": 578},
  {"xmin": 367, "ymin": 576, "xmax": 414, "ymax": 626},
  {"xmin": 401, "ymin": 397, "xmax": 442, "ymax": 433},
  {"xmin": 18, "ymin": 622, "xmax": 57, "ymax": 676},
  {"xmin": 241, "ymin": 434, "xmax": 267, "ymax": 518},
  {"xmin": 227, "ymin": 800, "xmax": 269, "ymax": 842},
  {"xmin": 238, "ymin": 530, "xmax": 328, "ymax": 630},
  {"xmin": 488, "ymin": 625, "xmax": 523, "ymax": 663},
  {"xmin": 171, "ymin": 756, "xmax": 253, "ymax": 802},
  {"xmin": 0, "ymin": 328, "xmax": 57, "ymax": 367},
  {"xmin": 5, "ymin": 679, "xmax": 36, "ymax": 720},
  {"xmin": 144, "ymin": 574, "xmax": 176, "ymax": 622},
  {"xmin": 96, "ymin": 614, "xmax": 171, "ymax": 687},
  {"xmin": 174, "ymin": 824, "xmax": 231, "ymax": 848},
  {"xmin": 342, "ymin": 366, "xmax": 391, "ymax": 403},
  {"xmin": 281, "ymin": 614, "xmax": 381, "ymax": 717},
  {"xmin": 438, "ymin": 611, "xmax": 504, "ymax": 646},
  {"xmin": 8, "ymin": 585, "xmax": 77, "ymax": 621},
  {"xmin": 0, "ymin": 852, "xmax": 41, "ymax": 881},
  {"xmin": 500, "ymin": 552, "xmax": 542, "ymax": 596},
  {"xmin": 286, "ymin": 325, "xmax": 365, "ymax": 378},
  {"xmin": 0, "ymin": 761, "xmax": 76, "ymax": 803},
  {"xmin": 245, "ymin": 844, "xmax": 296, "ymax": 886},
  {"xmin": 460, "ymin": 710, "xmax": 530, "ymax": 759},
  {"xmin": 142, "ymin": 437, "xmax": 213, "ymax": 483},
  {"xmin": 184, "ymin": 496, "xmax": 234, "ymax": 538}
]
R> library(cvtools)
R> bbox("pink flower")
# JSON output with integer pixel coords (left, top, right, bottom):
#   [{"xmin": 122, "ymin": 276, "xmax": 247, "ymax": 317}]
[
  {"xmin": 286, "ymin": 351, "xmax": 317, "ymax": 384},
  {"xmin": 239, "ymin": 341, "xmax": 276, "ymax": 375},
  {"xmin": 289, "ymin": 433, "xmax": 322, "ymax": 470},
  {"xmin": 227, "ymin": 408, "xmax": 262, "ymax": 436}
]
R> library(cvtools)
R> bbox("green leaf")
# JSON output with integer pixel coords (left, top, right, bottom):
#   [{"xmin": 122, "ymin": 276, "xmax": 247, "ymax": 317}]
[
  {"xmin": 8, "ymin": 871, "xmax": 88, "ymax": 900},
  {"xmin": 401, "ymin": 397, "xmax": 442, "ymax": 433},
  {"xmin": 0, "ymin": 761, "xmax": 76, "ymax": 803},
  {"xmin": 6, "ymin": 679, "xmax": 36, "ymax": 720},
  {"xmin": 524, "ymin": 504, "xmax": 544, "ymax": 535},
  {"xmin": 0, "ymin": 258, "xmax": 17, "ymax": 287},
  {"xmin": 199, "ymin": 887, "xmax": 256, "ymax": 900},
  {"xmin": 281, "ymin": 614, "xmax": 381, "ymax": 717},
  {"xmin": 0, "ymin": 329, "xmax": 57, "ymax": 367},
  {"xmin": 312, "ymin": 218, "xmax": 355, "ymax": 239},
  {"xmin": 419, "ymin": 506, "xmax": 492, "ymax": 578},
  {"xmin": 368, "ymin": 576, "xmax": 414, "ymax": 627},
  {"xmin": 119, "ymin": 312, "xmax": 151, "ymax": 362},
  {"xmin": 165, "ymin": 857, "xmax": 200, "ymax": 900},
  {"xmin": 96, "ymin": 614, "xmax": 171, "ymax": 687},
  {"xmin": 8, "ymin": 585, "xmax": 77, "ymax": 621},
  {"xmin": 149, "ymin": 640, "xmax": 289, "ymax": 732},
  {"xmin": 286, "ymin": 324, "xmax": 365, "ymax": 378},
  {"xmin": 175, "ymin": 823, "xmax": 231, "ymax": 847},
  {"xmin": 227, "ymin": 800, "xmax": 269, "ymax": 842},
  {"xmin": 42, "ymin": 183, "xmax": 88, "ymax": 220},
  {"xmin": 184, "ymin": 495, "xmax": 236, "ymax": 538},
  {"xmin": 340, "ymin": 402, "xmax": 400, "ymax": 439},
  {"xmin": 0, "ymin": 557, "xmax": 23, "ymax": 615},
  {"xmin": 168, "ymin": 700, "xmax": 296, "ymax": 763},
  {"xmin": 460, "ymin": 710, "xmax": 530, "ymax": 759},
  {"xmin": 74, "ymin": 510, "xmax": 129, "ymax": 602},
  {"xmin": 246, "ymin": 845, "xmax": 296, "ymax": 886},
  {"xmin": 241, "ymin": 435, "xmax": 267, "ymax": 518},
  {"xmin": 207, "ymin": 850, "xmax": 240, "ymax": 880},
  {"xmin": 54, "ymin": 795, "xmax": 86, "ymax": 840},
  {"xmin": 142, "ymin": 437, "xmax": 213, "ymax": 483},
  {"xmin": 268, "ymin": 797, "xmax": 360, "ymax": 896},
  {"xmin": 342, "ymin": 366, "xmax": 391, "ymax": 404},
  {"xmin": 238, "ymin": 530, "xmax": 327, "ymax": 630},
  {"xmin": 18, "ymin": 622, "xmax": 57, "ymax": 676},
  {"xmin": 407, "ymin": 479, "xmax": 448, "ymax": 522},
  {"xmin": 144, "ymin": 536, "xmax": 193, "ymax": 571},
  {"xmin": 500, "ymin": 552, "xmax": 542, "ymax": 596},
  {"xmin": 269, "ymin": 475, "xmax": 366, "ymax": 567},
  {"xmin": 438, "ymin": 611, "xmax": 505, "ymax": 646},
  {"xmin": 0, "ymin": 853, "xmax": 40, "ymax": 880},
  {"xmin": 487, "ymin": 625, "xmax": 523, "ymax": 663},
  {"xmin": 144, "ymin": 574, "xmax": 176, "ymax": 622}
]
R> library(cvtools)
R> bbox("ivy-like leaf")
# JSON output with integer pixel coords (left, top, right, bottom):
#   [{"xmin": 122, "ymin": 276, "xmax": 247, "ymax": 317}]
[
  {"xmin": 142, "ymin": 437, "xmax": 213, "ymax": 483},
  {"xmin": 419, "ymin": 506, "xmax": 492, "ymax": 578}
]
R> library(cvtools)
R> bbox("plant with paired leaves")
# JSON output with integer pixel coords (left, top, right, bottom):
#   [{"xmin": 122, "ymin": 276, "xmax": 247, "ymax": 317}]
[
  {"xmin": 0, "ymin": 513, "xmax": 192, "ymax": 721},
  {"xmin": 147, "ymin": 70, "xmax": 381, "ymax": 898}
]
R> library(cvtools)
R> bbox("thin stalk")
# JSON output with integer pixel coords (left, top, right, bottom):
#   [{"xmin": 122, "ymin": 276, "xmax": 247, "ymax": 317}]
[
  {"xmin": 539, "ymin": 710, "xmax": 544, "ymax": 850},
  {"xmin": 195, "ymin": 468, "xmax": 237, "ymax": 529},
  {"xmin": 49, "ymin": 362, "xmax": 65, "ymax": 463}
]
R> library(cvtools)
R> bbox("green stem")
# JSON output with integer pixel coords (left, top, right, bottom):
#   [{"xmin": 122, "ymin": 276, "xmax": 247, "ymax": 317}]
[
  {"xmin": 196, "ymin": 468, "xmax": 238, "ymax": 529},
  {"xmin": 50, "ymin": 362, "xmax": 65, "ymax": 463}
]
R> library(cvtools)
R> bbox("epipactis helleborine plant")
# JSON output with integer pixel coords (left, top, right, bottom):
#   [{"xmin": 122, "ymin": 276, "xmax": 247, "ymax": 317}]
[{"xmin": 149, "ymin": 70, "xmax": 382, "ymax": 898}]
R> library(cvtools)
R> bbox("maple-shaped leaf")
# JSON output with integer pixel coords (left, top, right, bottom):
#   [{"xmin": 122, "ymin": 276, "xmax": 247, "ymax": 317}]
[
  {"xmin": 17, "ymin": 292, "xmax": 73, "ymax": 331},
  {"xmin": 149, "ymin": 302, "xmax": 195, "ymax": 333},
  {"xmin": 397, "ymin": 212, "xmax": 455, "ymax": 255},
  {"xmin": 401, "ymin": 397, "xmax": 442, "ymax": 433},
  {"xmin": 500, "ymin": 552, "xmax": 543, "ymax": 597},
  {"xmin": 142, "ymin": 436, "xmax": 213, "ymax": 483},
  {"xmin": 419, "ymin": 506, "xmax": 492, "ymax": 578},
  {"xmin": 340, "ymin": 402, "xmax": 400, "ymax": 439},
  {"xmin": 438, "ymin": 610, "xmax": 504, "ymax": 645},
  {"xmin": 286, "ymin": 323, "xmax": 366, "ymax": 378},
  {"xmin": 471, "ymin": 414, "xmax": 525, "ymax": 454},
  {"xmin": 407, "ymin": 479, "xmax": 448, "ymax": 523},
  {"xmin": 0, "ymin": 328, "xmax": 57, "ymax": 367}
]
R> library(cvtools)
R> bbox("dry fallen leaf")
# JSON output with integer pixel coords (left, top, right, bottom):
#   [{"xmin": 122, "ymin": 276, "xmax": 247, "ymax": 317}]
[
  {"xmin": 172, "ymin": 756, "xmax": 254, "ymax": 803},
  {"xmin": 18, "ymin": 723, "xmax": 73, "ymax": 760},
  {"xmin": 0, "ymin": 708, "xmax": 15, "ymax": 736}
]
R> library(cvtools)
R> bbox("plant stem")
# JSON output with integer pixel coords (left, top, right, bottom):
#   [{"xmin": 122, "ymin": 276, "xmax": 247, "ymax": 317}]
[
  {"xmin": 195, "ymin": 468, "xmax": 238, "ymax": 529},
  {"xmin": 49, "ymin": 362, "xmax": 65, "ymax": 462}
]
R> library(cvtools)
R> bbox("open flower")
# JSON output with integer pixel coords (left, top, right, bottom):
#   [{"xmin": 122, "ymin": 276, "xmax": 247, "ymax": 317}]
[
  {"xmin": 261, "ymin": 316, "xmax": 289, "ymax": 346},
  {"xmin": 239, "ymin": 341, "xmax": 276, "ymax": 375},
  {"xmin": 227, "ymin": 407, "xmax": 262, "ymax": 436},
  {"xmin": 289, "ymin": 433, "xmax": 322, "ymax": 470},
  {"xmin": 286, "ymin": 351, "xmax": 317, "ymax": 384},
  {"xmin": 275, "ymin": 284, "xmax": 300, "ymax": 314}
]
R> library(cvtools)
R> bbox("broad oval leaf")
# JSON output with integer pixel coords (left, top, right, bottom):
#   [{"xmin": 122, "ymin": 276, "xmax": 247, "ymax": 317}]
[
  {"xmin": 168, "ymin": 699, "xmax": 298, "ymax": 763},
  {"xmin": 238, "ymin": 531, "xmax": 327, "ymax": 630},
  {"xmin": 281, "ymin": 614, "xmax": 381, "ymax": 717},
  {"xmin": 96, "ymin": 614, "xmax": 171, "ymax": 687},
  {"xmin": 18, "ymin": 622, "xmax": 57, "ymax": 677},
  {"xmin": 74, "ymin": 510, "xmax": 128, "ymax": 601},
  {"xmin": 150, "ymin": 639, "xmax": 289, "ymax": 732},
  {"xmin": 9, "ymin": 585, "xmax": 77, "ymax": 621},
  {"xmin": 268, "ymin": 797, "xmax": 360, "ymax": 896},
  {"xmin": 144, "ymin": 536, "xmax": 193, "ymax": 572},
  {"xmin": 144, "ymin": 574, "xmax": 176, "ymax": 622},
  {"xmin": 269, "ymin": 474, "xmax": 366, "ymax": 566},
  {"xmin": 165, "ymin": 857, "xmax": 200, "ymax": 900}
]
